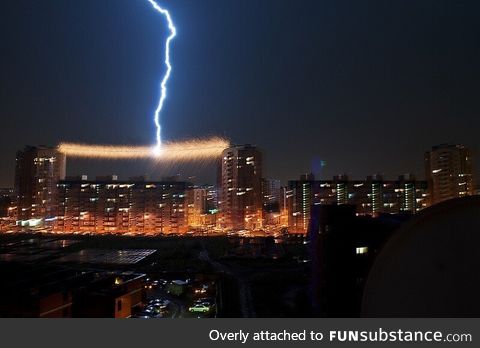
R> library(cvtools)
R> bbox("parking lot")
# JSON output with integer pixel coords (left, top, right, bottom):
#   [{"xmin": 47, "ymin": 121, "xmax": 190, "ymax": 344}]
[{"xmin": 132, "ymin": 276, "xmax": 219, "ymax": 318}]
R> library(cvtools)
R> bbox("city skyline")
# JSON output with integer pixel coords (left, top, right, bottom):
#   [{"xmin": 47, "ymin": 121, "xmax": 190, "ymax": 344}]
[
  {"xmin": 0, "ymin": 141, "xmax": 476, "ymax": 188},
  {"xmin": 2, "ymin": 0, "xmax": 480, "ymax": 186},
  {"xmin": 7, "ymin": 142, "xmax": 474, "ymax": 235},
  {"xmin": 1, "ymin": 0, "xmax": 480, "ymax": 322}
]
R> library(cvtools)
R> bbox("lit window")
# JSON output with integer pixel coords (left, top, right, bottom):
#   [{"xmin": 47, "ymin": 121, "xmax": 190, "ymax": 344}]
[{"xmin": 356, "ymin": 246, "xmax": 368, "ymax": 255}]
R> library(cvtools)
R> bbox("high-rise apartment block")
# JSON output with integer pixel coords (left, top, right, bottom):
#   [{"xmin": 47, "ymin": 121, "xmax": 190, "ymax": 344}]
[
  {"xmin": 218, "ymin": 145, "xmax": 263, "ymax": 230},
  {"xmin": 186, "ymin": 185, "xmax": 219, "ymax": 229},
  {"xmin": 10, "ymin": 142, "xmax": 474, "ymax": 235},
  {"xmin": 284, "ymin": 174, "xmax": 428, "ymax": 233},
  {"xmin": 55, "ymin": 178, "xmax": 190, "ymax": 234},
  {"xmin": 262, "ymin": 178, "xmax": 281, "ymax": 226},
  {"xmin": 425, "ymin": 144, "xmax": 475, "ymax": 204},
  {"xmin": 14, "ymin": 146, "xmax": 66, "ymax": 222},
  {"xmin": 262, "ymin": 178, "xmax": 281, "ymax": 211}
]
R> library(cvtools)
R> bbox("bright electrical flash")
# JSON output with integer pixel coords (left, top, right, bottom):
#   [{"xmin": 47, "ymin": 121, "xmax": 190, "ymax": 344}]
[
  {"xmin": 58, "ymin": 137, "xmax": 229, "ymax": 161},
  {"xmin": 146, "ymin": 0, "xmax": 177, "ymax": 152},
  {"xmin": 58, "ymin": 3, "xmax": 230, "ymax": 162}
]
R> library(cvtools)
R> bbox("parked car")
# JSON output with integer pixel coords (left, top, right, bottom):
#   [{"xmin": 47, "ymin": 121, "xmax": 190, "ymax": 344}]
[
  {"xmin": 149, "ymin": 298, "xmax": 171, "ymax": 310},
  {"xmin": 194, "ymin": 297, "xmax": 215, "ymax": 307},
  {"xmin": 188, "ymin": 304, "xmax": 210, "ymax": 313}
]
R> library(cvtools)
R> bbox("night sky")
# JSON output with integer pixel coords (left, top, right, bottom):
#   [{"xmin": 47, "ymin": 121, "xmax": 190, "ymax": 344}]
[{"xmin": 1, "ymin": 0, "xmax": 480, "ymax": 187}]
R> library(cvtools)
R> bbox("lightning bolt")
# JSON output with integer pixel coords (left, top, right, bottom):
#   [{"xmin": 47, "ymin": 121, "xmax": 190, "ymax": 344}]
[
  {"xmin": 146, "ymin": 0, "xmax": 176, "ymax": 154},
  {"xmin": 58, "ymin": 2, "xmax": 230, "ymax": 161}
]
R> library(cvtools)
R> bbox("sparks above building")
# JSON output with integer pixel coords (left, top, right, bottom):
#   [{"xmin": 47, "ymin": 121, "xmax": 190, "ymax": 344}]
[
  {"xmin": 58, "ymin": 138, "xmax": 229, "ymax": 161},
  {"xmin": 55, "ymin": 2, "xmax": 229, "ymax": 160}
]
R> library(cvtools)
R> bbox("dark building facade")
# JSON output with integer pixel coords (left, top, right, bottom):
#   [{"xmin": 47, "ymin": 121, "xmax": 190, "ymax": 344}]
[
  {"xmin": 0, "ymin": 263, "xmax": 145, "ymax": 318},
  {"xmin": 308, "ymin": 204, "xmax": 406, "ymax": 317}
]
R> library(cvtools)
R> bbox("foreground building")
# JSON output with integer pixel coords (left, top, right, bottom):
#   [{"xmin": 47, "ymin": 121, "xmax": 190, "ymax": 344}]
[
  {"xmin": 55, "ymin": 177, "xmax": 190, "ymax": 234},
  {"xmin": 218, "ymin": 145, "xmax": 263, "ymax": 230},
  {"xmin": 0, "ymin": 262, "xmax": 145, "ymax": 318},
  {"xmin": 308, "ymin": 204, "xmax": 406, "ymax": 317},
  {"xmin": 425, "ymin": 144, "xmax": 475, "ymax": 205}
]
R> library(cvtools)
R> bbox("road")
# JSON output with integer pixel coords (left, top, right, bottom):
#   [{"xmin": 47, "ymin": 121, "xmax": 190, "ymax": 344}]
[{"xmin": 198, "ymin": 242, "xmax": 256, "ymax": 318}]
